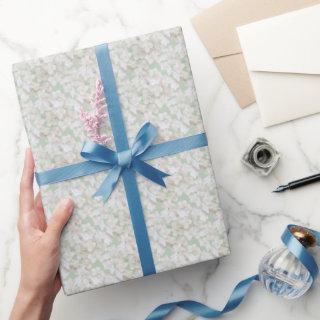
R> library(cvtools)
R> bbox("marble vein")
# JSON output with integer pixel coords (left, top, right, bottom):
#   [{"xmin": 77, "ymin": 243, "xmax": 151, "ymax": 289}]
[{"xmin": 1, "ymin": 0, "xmax": 320, "ymax": 319}]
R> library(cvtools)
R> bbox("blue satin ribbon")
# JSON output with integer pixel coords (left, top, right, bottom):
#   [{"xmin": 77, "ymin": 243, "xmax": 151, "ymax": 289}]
[
  {"xmin": 146, "ymin": 224, "xmax": 320, "ymax": 320},
  {"xmin": 35, "ymin": 132, "xmax": 207, "ymax": 188},
  {"xmin": 35, "ymin": 43, "xmax": 208, "ymax": 277}
]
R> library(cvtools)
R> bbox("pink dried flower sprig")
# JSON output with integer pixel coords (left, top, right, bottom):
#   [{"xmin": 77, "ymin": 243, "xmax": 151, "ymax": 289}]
[{"xmin": 80, "ymin": 79, "xmax": 111, "ymax": 146}]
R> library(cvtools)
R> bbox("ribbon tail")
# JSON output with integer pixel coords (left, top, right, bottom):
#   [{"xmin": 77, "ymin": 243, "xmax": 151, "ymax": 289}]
[
  {"xmin": 93, "ymin": 166, "xmax": 122, "ymax": 202},
  {"xmin": 145, "ymin": 275, "xmax": 259, "ymax": 320},
  {"xmin": 133, "ymin": 159, "xmax": 169, "ymax": 187}
]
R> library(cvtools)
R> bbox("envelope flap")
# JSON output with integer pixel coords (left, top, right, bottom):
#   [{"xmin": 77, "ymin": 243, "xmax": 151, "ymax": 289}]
[
  {"xmin": 192, "ymin": 0, "xmax": 320, "ymax": 58},
  {"xmin": 238, "ymin": 4, "xmax": 320, "ymax": 75}
]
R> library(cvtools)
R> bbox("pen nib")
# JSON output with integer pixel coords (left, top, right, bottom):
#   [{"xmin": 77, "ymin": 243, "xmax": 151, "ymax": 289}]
[{"xmin": 273, "ymin": 185, "xmax": 289, "ymax": 193}]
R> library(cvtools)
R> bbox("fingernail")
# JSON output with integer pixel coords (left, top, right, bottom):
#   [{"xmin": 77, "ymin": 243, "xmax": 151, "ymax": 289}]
[{"xmin": 60, "ymin": 198, "xmax": 74, "ymax": 211}]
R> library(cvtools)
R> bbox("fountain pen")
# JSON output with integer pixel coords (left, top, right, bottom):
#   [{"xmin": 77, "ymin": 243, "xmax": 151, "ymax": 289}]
[{"xmin": 273, "ymin": 173, "xmax": 320, "ymax": 193}]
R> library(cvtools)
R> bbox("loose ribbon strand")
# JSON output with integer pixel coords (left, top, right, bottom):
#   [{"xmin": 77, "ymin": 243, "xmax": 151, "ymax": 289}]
[
  {"xmin": 146, "ymin": 224, "xmax": 320, "ymax": 320},
  {"xmin": 146, "ymin": 275, "xmax": 259, "ymax": 320}
]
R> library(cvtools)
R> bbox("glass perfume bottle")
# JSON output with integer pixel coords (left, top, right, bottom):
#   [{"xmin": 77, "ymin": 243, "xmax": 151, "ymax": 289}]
[{"xmin": 259, "ymin": 226, "xmax": 317, "ymax": 299}]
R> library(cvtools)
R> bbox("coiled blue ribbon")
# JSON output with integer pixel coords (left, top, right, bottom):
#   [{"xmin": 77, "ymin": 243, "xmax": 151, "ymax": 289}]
[
  {"xmin": 146, "ymin": 224, "xmax": 320, "ymax": 319},
  {"xmin": 35, "ymin": 43, "xmax": 208, "ymax": 277}
]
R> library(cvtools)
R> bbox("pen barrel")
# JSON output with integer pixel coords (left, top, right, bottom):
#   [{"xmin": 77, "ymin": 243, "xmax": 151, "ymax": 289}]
[{"xmin": 289, "ymin": 174, "xmax": 320, "ymax": 189}]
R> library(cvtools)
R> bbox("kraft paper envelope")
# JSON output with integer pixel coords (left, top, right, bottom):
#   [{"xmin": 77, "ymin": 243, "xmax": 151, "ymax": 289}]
[
  {"xmin": 238, "ymin": 4, "xmax": 320, "ymax": 127},
  {"xmin": 191, "ymin": 0, "xmax": 320, "ymax": 108}
]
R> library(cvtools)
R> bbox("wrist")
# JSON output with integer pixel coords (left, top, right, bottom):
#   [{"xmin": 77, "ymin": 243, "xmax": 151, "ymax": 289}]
[
  {"xmin": 10, "ymin": 285, "xmax": 54, "ymax": 320},
  {"xmin": 18, "ymin": 284, "xmax": 54, "ymax": 302}
]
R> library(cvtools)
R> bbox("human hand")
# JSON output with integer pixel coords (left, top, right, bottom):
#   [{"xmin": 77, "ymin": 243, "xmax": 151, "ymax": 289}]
[{"xmin": 10, "ymin": 149, "xmax": 74, "ymax": 320}]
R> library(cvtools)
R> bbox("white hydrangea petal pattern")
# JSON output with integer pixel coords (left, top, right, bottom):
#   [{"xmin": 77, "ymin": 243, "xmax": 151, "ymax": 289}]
[{"xmin": 12, "ymin": 27, "xmax": 229, "ymax": 295}]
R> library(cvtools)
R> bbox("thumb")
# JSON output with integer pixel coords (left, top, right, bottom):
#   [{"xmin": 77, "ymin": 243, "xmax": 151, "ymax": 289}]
[{"xmin": 46, "ymin": 198, "xmax": 74, "ymax": 239}]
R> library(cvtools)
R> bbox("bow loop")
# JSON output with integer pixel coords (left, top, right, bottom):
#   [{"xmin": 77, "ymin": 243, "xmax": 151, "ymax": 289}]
[
  {"xmin": 80, "ymin": 122, "xmax": 169, "ymax": 202},
  {"xmin": 81, "ymin": 141, "xmax": 117, "ymax": 164},
  {"xmin": 131, "ymin": 122, "xmax": 157, "ymax": 156}
]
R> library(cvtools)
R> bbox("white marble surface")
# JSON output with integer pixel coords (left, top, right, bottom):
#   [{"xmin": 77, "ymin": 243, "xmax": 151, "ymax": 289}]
[{"xmin": 0, "ymin": 0, "xmax": 320, "ymax": 319}]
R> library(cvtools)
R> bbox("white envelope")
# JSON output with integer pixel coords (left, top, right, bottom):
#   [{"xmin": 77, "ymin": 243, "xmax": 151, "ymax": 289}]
[{"xmin": 237, "ymin": 4, "xmax": 320, "ymax": 127}]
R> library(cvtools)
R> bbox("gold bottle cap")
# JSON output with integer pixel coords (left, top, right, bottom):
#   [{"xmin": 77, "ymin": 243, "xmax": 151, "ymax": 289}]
[{"xmin": 290, "ymin": 226, "xmax": 317, "ymax": 248}]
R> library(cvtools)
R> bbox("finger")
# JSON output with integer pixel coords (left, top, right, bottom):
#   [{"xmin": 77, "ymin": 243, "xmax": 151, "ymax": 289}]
[
  {"xmin": 46, "ymin": 198, "xmax": 74, "ymax": 239},
  {"xmin": 19, "ymin": 148, "xmax": 35, "ymax": 214},
  {"xmin": 35, "ymin": 192, "xmax": 44, "ymax": 215},
  {"xmin": 34, "ymin": 192, "xmax": 47, "ymax": 231}
]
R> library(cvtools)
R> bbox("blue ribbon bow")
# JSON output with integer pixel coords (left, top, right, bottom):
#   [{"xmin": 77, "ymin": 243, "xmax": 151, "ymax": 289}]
[{"xmin": 81, "ymin": 122, "xmax": 169, "ymax": 202}]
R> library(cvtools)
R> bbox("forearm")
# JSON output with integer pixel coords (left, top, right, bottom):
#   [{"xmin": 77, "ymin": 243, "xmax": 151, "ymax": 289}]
[{"xmin": 10, "ymin": 286, "xmax": 54, "ymax": 320}]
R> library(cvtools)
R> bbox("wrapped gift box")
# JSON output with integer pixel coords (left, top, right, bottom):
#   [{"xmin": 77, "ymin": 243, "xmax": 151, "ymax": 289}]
[{"xmin": 13, "ymin": 27, "xmax": 229, "ymax": 295}]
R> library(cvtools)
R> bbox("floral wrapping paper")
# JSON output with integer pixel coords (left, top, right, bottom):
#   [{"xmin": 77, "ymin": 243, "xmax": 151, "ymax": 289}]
[{"xmin": 12, "ymin": 27, "xmax": 229, "ymax": 295}]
